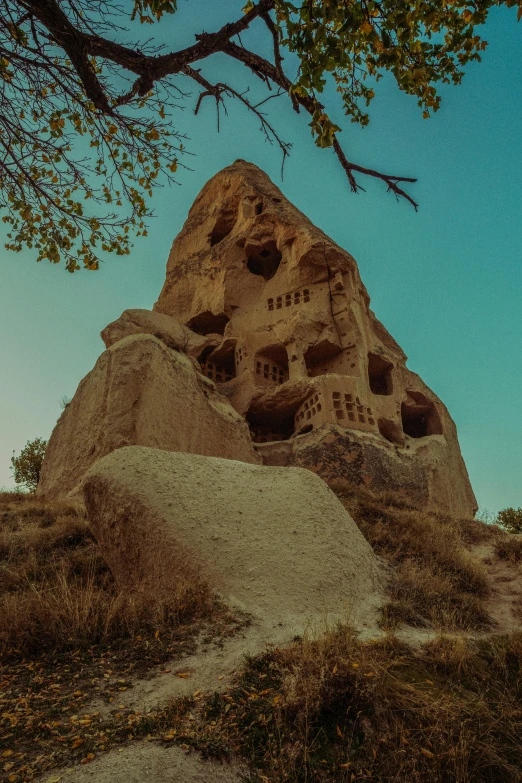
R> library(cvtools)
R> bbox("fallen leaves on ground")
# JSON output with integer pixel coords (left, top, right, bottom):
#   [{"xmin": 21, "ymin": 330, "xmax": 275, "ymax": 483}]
[{"xmin": 0, "ymin": 627, "xmax": 200, "ymax": 782}]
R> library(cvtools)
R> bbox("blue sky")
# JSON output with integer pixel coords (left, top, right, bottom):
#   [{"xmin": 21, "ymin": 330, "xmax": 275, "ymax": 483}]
[{"xmin": 0, "ymin": 2, "xmax": 520, "ymax": 515}]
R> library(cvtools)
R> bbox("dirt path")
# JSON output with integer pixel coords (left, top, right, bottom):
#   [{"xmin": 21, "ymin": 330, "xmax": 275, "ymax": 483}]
[
  {"xmin": 45, "ymin": 543, "xmax": 522, "ymax": 783},
  {"xmin": 470, "ymin": 543, "xmax": 522, "ymax": 634},
  {"xmin": 47, "ymin": 743, "xmax": 244, "ymax": 783}
]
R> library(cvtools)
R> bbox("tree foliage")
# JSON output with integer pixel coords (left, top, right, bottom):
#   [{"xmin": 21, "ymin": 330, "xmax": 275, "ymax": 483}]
[
  {"xmin": 0, "ymin": 0, "xmax": 519, "ymax": 271},
  {"xmin": 497, "ymin": 507, "xmax": 522, "ymax": 534},
  {"xmin": 11, "ymin": 437, "xmax": 47, "ymax": 491}
]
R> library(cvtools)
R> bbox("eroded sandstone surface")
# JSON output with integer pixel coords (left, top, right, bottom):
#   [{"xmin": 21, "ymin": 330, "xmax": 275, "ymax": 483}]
[
  {"xmin": 38, "ymin": 333, "xmax": 260, "ymax": 498},
  {"xmin": 39, "ymin": 159, "xmax": 476, "ymax": 517},
  {"xmin": 84, "ymin": 447, "xmax": 382, "ymax": 639},
  {"xmin": 154, "ymin": 159, "xmax": 477, "ymax": 517}
]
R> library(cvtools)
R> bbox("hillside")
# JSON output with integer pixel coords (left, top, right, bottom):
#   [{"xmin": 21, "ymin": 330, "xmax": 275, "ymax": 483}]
[{"xmin": 2, "ymin": 489, "xmax": 522, "ymax": 783}]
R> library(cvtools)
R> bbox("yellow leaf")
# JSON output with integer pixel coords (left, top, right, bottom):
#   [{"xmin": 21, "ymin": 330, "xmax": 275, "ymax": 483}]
[
  {"xmin": 360, "ymin": 20, "xmax": 373, "ymax": 35},
  {"xmin": 71, "ymin": 738, "xmax": 84, "ymax": 749},
  {"xmin": 176, "ymin": 672, "xmax": 191, "ymax": 679},
  {"xmin": 1, "ymin": 752, "xmax": 14, "ymax": 758},
  {"xmin": 154, "ymin": 630, "xmax": 160, "ymax": 639},
  {"xmin": 462, "ymin": 9, "xmax": 473, "ymax": 22},
  {"xmin": 46, "ymin": 776, "xmax": 62, "ymax": 782},
  {"xmin": 336, "ymin": 725, "xmax": 344, "ymax": 738},
  {"xmin": 421, "ymin": 748, "xmax": 434, "ymax": 758}
]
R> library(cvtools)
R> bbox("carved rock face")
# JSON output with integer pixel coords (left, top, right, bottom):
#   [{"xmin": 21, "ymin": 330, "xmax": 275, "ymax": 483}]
[
  {"xmin": 155, "ymin": 160, "xmax": 477, "ymax": 518},
  {"xmin": 37, "ymin": 333, "xmax": 260, "ymax": 499}
]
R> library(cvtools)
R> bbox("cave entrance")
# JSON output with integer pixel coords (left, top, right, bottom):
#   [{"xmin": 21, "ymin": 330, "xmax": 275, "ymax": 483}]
[
  {"xmin": 368, "ymin": 353, "xmax": 394, "ymax": 395},
  {"xmin": 198, "ymin": 343, "xmax": 235, "ymax": 385},
  {"xmin": 186, "ymin": 311, "xmax": 230, "ymax": 336},
  {"xmin": 246, "ymin": 240, "xmax": 282, "ymax": 280},
  {"xmin": 401, "ymin": 392, "xmax": 443, "ymax": 438},
  {"xmin": 247, "ymin": 409, "xmax": 295, "ymax": 444},
  {"xmin": 305, "ymin": 341, "xmax": 342, "ymax": 378},
  {"xmin": 209, "ymin": 212, "xmax": 237, "ymax": 246}
]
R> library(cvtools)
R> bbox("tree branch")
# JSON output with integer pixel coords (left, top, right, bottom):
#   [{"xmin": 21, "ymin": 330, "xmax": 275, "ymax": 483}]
[
  {"xmin": 13, "ymin": 0, "xmax": 418, "ymax": 207},
  {"xmin": 183, "ymin": 64, "xmax": 290, "ymax": 167}
]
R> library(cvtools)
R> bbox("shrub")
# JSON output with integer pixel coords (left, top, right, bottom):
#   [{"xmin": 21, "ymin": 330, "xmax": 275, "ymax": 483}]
[
  {"xmin": 11, "ymin": 437, "xmax": 47, "ymax": 492},
  {"xmin": 497, "ymin": 507, "xmax": 522, "ymax": 535}
]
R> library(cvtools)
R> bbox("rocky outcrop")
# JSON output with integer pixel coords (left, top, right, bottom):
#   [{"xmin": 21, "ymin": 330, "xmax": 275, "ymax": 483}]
[
  {"xmin": 154, "ymin": 160, "xmax": 477, "ymax": 517},
  {"xmin": 84, "ymin": 447, "xmax": 382, "ymax": 639},
  {"xmin": 101, "ymin": 308, "xmax": 216, "ymax": 359},
  {"xmin": 38, "ymin": 334, "xmax": 260, "ymax": 499}
]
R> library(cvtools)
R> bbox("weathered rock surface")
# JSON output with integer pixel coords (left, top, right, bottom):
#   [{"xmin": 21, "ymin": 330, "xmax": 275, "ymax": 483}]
[
  {"xmin": 256, "ymin": 424, "xmax": 472, "ymax": 517},
  {"xmin": 101, "ymin": 308, "xmax": 215, "ymax": 358},
  {"xmin": 84, "ymin": 447, "xmax": 382, "ymax": 638},
  {"xmin": 38, "ymin": 335, "xmax": 260, "ymax": 499},
  {"xmin": 155, "ymin": 159, "xmax": 477, "ymax": 517}
]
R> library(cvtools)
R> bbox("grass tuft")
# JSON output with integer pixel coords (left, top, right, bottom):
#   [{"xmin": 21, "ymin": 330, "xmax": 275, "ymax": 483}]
[{"xmin": 336, "ymin": 486, "xmax": 494, "ymax": 630}]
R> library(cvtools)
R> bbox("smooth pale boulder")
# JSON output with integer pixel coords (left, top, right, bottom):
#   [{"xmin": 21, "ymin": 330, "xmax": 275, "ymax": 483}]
[
  {"xmin": 38, "ymin": 335, "xmax": 260, "ymax": 499},
  {"xmin": 84, "ymin": 447, "xmax": 382, "ymax": 639}
]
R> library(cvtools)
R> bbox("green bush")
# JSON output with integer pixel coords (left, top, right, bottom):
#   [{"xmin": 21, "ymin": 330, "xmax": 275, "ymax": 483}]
[
  {"xmin": 497, "ymin": 507, "xmax": 522, "ymax": 535},
  {"xmin": 11, "ymin": 438, "xmax": 47, "ymax": 492}
]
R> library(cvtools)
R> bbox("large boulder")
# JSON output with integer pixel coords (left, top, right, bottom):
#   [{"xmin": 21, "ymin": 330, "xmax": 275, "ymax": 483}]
[
  {"xmin": 84, "ymin": 447, "xmax": 382, "ymax": 639},
  {"xmin": 38, "ymin": 334, "xmax": 260, "ymax": 499},
  {"xmin": 101, "ymin": 308, "xmax": 214, "ymax": 359}
]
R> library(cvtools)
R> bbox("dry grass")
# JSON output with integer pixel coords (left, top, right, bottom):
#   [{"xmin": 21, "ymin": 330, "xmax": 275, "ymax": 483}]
[
  {"xmin": 336, "ymin": 487, "xmax": 496, "ymax": 631},
  {"xmin": 494, "ymin": 535, "xmax": 522, "ymax": 564},
  {"xmin": 177, "ymin": 624, "xmax": 522, "ymax": 783},
  {"xmin": 0, "ymin": 491, "xmax": 215, "ymax": 659}
]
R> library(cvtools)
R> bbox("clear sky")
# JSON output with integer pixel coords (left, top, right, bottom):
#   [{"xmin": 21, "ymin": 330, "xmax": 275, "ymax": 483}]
[{"xmin": 0, "ymin": 2, "xmax": 520, "ymax": 515}]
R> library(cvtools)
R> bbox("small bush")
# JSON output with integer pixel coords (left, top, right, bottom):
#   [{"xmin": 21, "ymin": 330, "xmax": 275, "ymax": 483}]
[
  {"xmin": 497, "ymin": 507, "xmax": 522, "ymax": 534},
  {"xmin": 494, "ymin": 536, "xmax": 522, "ymax": 564},
  {"xmin": 10, "ymin": 437, "xmax": 47, "ymax": 491}
]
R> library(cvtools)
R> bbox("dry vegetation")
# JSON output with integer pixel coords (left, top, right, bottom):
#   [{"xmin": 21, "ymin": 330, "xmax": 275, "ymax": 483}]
[
  {"xmin": 0, "ymin": 491, "xmax": 240, "ymax": 782},
  {"xmin": 168, "ymin": 625, "xmax": 522, "ymax": 783},
  {"xmin": 495, "ymin": 536, "xmax": 522, "ymax": 565},
  {"xmin": 0, "ymin": 492, "xmax": 215, "ymax": 658},
  {"xmin": 337, "ymin": 486, "xmax": 498, "ymax": 631},
  {"xmin": 2, "ymin": 488, "xmax": 522, "ymax": 783}
]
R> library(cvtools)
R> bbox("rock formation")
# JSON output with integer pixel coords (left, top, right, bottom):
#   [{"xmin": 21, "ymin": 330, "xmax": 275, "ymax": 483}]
[
  {"xmin": 38, "ymin": 332, "xmax": 260, "ymax": 498},
  {"xmin": 39, "ymin": 159, "xmax": 476, "ymax": 518},
  {"xmin": 154, "ymin": 159, "xmax": 477, "ymax": 518},
  {"xmin": 84, "ymin": 447, "xmax": 382, "ymax": 639}
]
